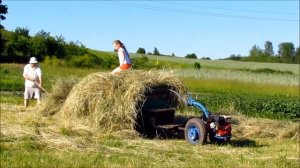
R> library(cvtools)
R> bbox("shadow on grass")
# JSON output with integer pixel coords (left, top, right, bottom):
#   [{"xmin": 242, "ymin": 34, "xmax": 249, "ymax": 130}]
[
  {"xmin": 228, "ymin": 139, "xmax": 266, "ymax": 148},
  {"xmin": 149, "ymin": 115, "xmax": 266, "ymax": 148},
  {"xmin": 154, "ymin": 130, "xmax": 266, "ymax": 148},
  {"xmin": 152, "ymin": 115, "xmax": 191, "ymax": 139}
]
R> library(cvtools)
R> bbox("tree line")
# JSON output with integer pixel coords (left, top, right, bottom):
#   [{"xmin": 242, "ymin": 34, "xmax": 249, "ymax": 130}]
[
  {"xmin": 1, "ymin": 27, "xmax": 88, "ymax": 62},
  {"xmin": 2, "ymin": 27, "xmax": 298, "ymax": 66},
  {"xmin": 224, "ymin": 41, "xmax": 299, "ymax": 64},
  {"xmin": 0, "ymin": 28, "xmax": 119, "ymax": 68}
]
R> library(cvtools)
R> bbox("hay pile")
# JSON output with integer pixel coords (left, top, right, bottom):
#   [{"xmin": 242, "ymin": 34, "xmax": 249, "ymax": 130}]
[
  {"xmin": 40, "ymin": 70, "xmax": 186, "ymax": 133},
  {"xmin": 37, "ymin": 70, "xmax": 298, "ymax": 141},
  {"xmin": 38, "ymin": 78, "xmax": 78, "ymax": 116}
]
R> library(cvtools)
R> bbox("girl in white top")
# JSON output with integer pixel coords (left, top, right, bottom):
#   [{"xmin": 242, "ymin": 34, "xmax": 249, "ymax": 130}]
[{"xmin": 111, "ymin": 40, "xmax": 132, "ymax": 75}]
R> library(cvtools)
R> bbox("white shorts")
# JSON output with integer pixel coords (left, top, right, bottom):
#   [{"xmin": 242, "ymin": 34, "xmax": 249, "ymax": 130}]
[{"xmin": 24, "ymin": 87, "xmax": 41, "ymax": 100}]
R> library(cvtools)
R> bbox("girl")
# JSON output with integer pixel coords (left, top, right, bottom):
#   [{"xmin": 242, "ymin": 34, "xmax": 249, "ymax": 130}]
[{"xmin": 111, "ymin": 40, "xmax": 132, "ymax": 75}]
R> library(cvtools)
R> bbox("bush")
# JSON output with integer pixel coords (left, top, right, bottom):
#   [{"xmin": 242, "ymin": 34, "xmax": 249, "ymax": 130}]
[
  {"xmin": 194, "ymin": 62, "xmax": 201, "ymax": 69},
  {"xmin": 136, "ymin": 48, "xmax": 146, "ymax": 54},
  {"xmin": 185, "ymin": 53, "xmax": 197, "ymax": 59},
  {"xmin": 43, "ymin": 56, "xmax": 64, "ymax": 66},
  {"xmin": 131, "ymin": 56, "xmax": 151, "ymax": 69},
  {"xmin": 66, "ymin": 53, "xmax": 118, "ymax": 69}
]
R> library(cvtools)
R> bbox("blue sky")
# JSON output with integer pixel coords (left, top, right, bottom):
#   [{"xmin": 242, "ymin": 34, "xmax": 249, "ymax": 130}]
[{"xmin": 3, "ymin": 0, "xmax": 299, "ymax": 59}]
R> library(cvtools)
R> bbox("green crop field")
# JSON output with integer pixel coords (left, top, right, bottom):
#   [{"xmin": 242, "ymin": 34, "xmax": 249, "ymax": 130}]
[{"xmin": 1, "ymin": 58, "xmax": 299, "ymax": 167}]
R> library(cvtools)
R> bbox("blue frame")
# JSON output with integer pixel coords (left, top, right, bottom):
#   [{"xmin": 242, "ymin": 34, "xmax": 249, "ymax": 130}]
[
  {"xmin": 169, "ymin": 90, "xmax": 211, "ymax": 118},
  {"xmin": 186, "ymin": 95, "xmax": 211, "ymax": 118}
]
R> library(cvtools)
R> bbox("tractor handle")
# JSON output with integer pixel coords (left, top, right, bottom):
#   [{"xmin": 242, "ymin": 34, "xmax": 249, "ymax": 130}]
[
  {"xmin": 168, "ymin": 89, "xmax": 189, "ymax": 105},
  {"xmin": 169, "ymin": 89, "xmax": 211, "ymax": 118}
]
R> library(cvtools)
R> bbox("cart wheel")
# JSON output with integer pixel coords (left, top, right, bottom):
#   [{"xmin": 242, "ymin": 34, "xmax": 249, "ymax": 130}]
[{"xmin": 184, "ymin": 118, "xmax": 207, "ymax": 145}]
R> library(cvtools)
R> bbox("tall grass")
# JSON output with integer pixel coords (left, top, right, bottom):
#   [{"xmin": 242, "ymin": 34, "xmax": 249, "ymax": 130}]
[
  {"xmin": 175, "ymin": 68, "xmax": 299, "ymax": 87},
  {"xmin": 182, "ymin": 77, "xmax": 299, "ymax": 97}
]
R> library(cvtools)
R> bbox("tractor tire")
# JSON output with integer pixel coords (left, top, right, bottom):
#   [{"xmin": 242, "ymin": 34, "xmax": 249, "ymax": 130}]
[{"xmin": 184, "ymin": 118, "xmax": 207, "ymax": 145}]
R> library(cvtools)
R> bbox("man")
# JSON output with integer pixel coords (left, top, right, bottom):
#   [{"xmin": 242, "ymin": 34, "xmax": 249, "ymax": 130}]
[{"xmin": 23, "ymin": 57, "xmax": 42, "ymax": 107}]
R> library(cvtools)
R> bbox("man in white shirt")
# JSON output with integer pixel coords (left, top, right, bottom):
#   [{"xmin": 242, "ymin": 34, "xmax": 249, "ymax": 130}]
[{"xmin": 23, "ymin": 57, "xmax": 42, "ymax": 107}]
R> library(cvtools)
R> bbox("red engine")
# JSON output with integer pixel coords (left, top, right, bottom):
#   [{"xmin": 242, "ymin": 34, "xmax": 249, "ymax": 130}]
[
  {"xmin": 207, "ymin": 115, "xmax": 232, "ymax": 142},
  {"xmin": 216, "ymin": 122, "xmax": 231, "ymax": 137}
]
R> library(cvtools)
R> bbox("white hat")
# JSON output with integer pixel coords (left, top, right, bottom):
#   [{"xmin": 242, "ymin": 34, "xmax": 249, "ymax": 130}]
[{"xmin": 29, "ymin": 57, "xmax": 38, "ymax": 64}]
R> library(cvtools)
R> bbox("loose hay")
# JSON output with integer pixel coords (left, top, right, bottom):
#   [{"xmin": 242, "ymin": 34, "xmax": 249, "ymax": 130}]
[
  {"xmin": 232, "ymin": 115, "xmax": 299, "ymax": 140},
  {"xmin": 59, "ymin": 70, "xmax": 186, "ymax": 133},
  {"xmin": 38, "ymin": 78, "xmax": 78, "ymax": 116}
]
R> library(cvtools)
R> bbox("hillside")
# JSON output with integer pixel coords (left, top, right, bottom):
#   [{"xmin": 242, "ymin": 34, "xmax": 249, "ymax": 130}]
[{"xmin": 130, "ymin": 53, "xmax": 300, "ymax": 75}]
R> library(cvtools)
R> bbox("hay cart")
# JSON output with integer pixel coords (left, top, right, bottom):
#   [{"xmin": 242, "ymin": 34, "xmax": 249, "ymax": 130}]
[{"xmin": 135, "ymin": 86, "xmax": 232, "ymax": 145}]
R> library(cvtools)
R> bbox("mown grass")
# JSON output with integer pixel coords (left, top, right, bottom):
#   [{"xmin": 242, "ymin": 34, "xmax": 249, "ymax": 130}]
[{"xmin": 1, "ymin": 132, "xmax": 299, "ymax": 168}]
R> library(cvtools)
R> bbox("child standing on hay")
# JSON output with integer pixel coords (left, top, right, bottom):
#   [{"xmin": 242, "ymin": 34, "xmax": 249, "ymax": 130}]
[{"xmin": 111, "ymin": 40, "xmax": 132, "ymax": 75}]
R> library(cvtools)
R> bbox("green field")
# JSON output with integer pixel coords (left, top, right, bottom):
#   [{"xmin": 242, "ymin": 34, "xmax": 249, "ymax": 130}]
[
  {"xmin": 1, "ymin": 58, "xmax": 299, "ymax": 167},
  {"xmin": 131, "ymin": 53, "xmax": 300, "ymax": 75}
]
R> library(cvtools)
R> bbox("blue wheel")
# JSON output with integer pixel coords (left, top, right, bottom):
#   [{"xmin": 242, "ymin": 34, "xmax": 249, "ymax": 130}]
[{"xmin": 184, "ymin": 118, "xmax": 207, "ymax": 145}]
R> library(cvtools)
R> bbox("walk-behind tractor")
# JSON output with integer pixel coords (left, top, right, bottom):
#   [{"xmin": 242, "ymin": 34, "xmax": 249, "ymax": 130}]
[
  {"xmin": 177, "ymin": 91, "xmax": 232, "ymax": 145},
  {"xmin": 135, "ymin": 86, "xmax": 232, "ymax": 145}
]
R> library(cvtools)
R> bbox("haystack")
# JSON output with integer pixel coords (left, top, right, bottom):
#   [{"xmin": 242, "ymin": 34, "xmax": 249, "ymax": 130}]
[{"xmin": 60, "ymin": 70, "xmax": 186, "ymax": 134}]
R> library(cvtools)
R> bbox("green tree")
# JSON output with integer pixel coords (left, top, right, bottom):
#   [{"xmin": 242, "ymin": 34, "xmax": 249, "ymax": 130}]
[
  {"xmin": 201, "ymin": 57, "xmax": 211, "ymax": 60},
  {"xmin": 45, "ymin": 35, "xmax": 67, "ymax": 58},
  {"xmin": 264, "ymin": 41, "xmax": 274, "ymax": 56},
  {"xmin": 278, "ymin": 42, "xmax": 295, "ymax": 63},
  {"xmin": 12, "ymin": 27, "xmax": 31, "ymax": 57},
  {"xmin": 54, "ymin": 35, "xmax": 66, "ymax": 58},
  {"xmin": 227, "ymin": 54, "xmax": 243, "ymax": 60},
  {"xmin": 30, "ymin": 30, "xmax": 50, "ymax": 58},
  {"xmin": 15, "ymin": 27, "xmax": 30, "ymax": 38},
  {"xmin": 136, "ymin": 47, "xmax": 146, "ymax": 54},
  {"xmin": 65, "ymin": 41, "xmax": 87, "ymax": 57},
  {"xmin": 0, "ymin": 0, "xmax": 8, "ymax": 55},
  {"xmin": 153, "ymin": 47, "xmax": 160, "ymax": 55},
  {"xmin": 185, "ymin": 53, "xmax": 197, "ymax": 59},
  {"xmin": 247, "ymin": 45, "xmax": 266, "ymax": 62},
  {"xmin": 0, "ymin": 0, "xmax": 8, "ymax": 29},
  {"xmin": 249, "ymin": 45, "xmax": 263, "ymax": 58}
]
